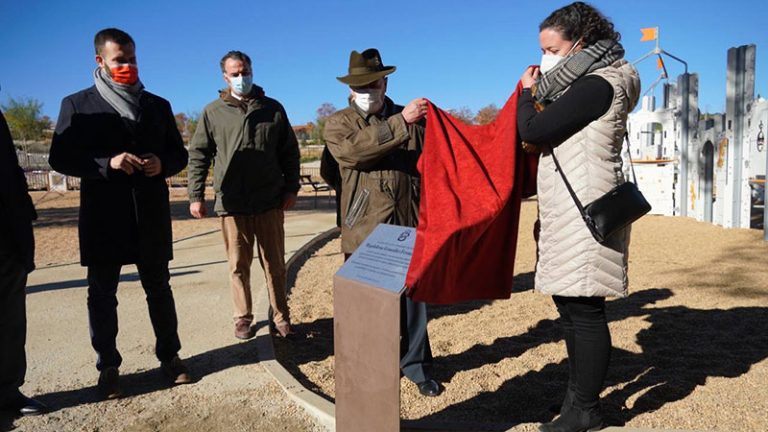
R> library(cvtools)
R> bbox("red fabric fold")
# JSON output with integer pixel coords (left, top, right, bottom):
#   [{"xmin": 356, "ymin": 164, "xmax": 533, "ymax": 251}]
[{"xmin": 406, "ymin": 84, "xmax": 538, "ymax": 304}]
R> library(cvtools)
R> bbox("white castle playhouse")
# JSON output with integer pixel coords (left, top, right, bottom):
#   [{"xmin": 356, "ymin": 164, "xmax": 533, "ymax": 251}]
[{"xmin": 626, "ymin": 44, "xmax": 767, "ymax": 236}]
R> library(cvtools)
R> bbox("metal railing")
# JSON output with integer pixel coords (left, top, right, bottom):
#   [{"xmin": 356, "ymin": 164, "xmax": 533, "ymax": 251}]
[
  {"xmin": 16, "ymin": 151, "xmax": 50, "ymax": 171},
  {"xmin": 24, "ymin": 170, "xmax": 211, "ymax": 191},
  {"xmin": 23, "ymin": 166, "xmax": 322, "ymax": 192}
]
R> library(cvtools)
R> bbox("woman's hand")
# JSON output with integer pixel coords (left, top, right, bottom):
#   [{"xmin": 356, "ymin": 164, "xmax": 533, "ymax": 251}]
[{"xmin": 520, "ymin": 66, "xmax": 540, "ymax": 89}]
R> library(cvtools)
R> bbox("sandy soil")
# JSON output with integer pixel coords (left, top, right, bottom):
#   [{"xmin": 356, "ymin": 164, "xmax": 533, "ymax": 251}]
[
  {"xmin": 29, "ymin": 189, "xmax": 219, "ymax": 267},
  {"xmin": 29, "ymin": 188, "xmax": 335, "ymax": 267},
  {"xmin": 275, "ymin": 199, "xmax": 768, "ymax": 431}
]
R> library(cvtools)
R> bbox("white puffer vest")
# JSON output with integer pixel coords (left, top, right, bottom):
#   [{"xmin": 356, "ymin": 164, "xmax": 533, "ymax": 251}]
[{"xmin": 535, "ymin": 59, "xmax": 641, "ymax": 298}]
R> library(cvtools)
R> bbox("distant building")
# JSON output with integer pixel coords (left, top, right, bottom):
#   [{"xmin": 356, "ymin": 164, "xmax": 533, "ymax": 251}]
[{"xmin": 627, "ymin": 44, "xmax": 767, "ymax": 230}]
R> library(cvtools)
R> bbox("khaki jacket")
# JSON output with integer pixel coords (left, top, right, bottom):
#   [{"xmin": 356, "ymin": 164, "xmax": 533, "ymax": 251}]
[{"xmin": 324, "ymin": 98, "xmax": 424, "ymax": 254}]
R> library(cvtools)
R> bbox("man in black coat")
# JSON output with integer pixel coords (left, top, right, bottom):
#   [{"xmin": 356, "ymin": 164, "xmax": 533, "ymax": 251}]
[
  {"xmin": 49, "ymin": 28, "xmax": 192, "ymax": 400},
  {"xmin": 0, "ymin": 109, "xmax": 48, "ymax": 417}
]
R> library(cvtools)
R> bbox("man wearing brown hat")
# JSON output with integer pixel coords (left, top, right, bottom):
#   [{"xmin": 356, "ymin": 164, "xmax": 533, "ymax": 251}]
[{"xmin": 323, "ymin": 48, "xmax": 441, "ymax": 397}]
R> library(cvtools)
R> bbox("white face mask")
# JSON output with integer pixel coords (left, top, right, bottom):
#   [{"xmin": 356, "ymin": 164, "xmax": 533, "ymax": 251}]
[
  {"xmin": 353, "ymin": 88, "xmax": 385, "ymax": 114},
  {"xmin": 539, "ymin": 38, "xmax": 582, "ymax": 74},
  {"xmin": 539, "ymin": 54, "xmax": 564, "ymax": 74}
]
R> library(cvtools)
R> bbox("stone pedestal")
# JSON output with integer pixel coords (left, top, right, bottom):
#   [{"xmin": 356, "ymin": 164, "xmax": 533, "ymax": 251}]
[{"xmin": 333, "ymin": 224, "xmax": 416, "ymax": 432}]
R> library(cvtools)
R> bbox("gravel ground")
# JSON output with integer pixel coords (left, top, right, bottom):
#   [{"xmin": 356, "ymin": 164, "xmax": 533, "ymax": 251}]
[{"xmin": 275, "ymin": 199, "xmax": 768, "ymax": 431}]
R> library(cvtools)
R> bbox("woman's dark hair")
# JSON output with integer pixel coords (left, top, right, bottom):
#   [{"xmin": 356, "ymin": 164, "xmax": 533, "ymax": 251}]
[{"xmin": 539, "ymin": 2, "xmax": 620, "ymax": 46}]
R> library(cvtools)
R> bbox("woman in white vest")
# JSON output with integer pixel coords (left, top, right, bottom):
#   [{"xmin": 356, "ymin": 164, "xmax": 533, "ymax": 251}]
[{"xmin": 517, "ymin": 2, "xmax": 640, "ymax": 431}]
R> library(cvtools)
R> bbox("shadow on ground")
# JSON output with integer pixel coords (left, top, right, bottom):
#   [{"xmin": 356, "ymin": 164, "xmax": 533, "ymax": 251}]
[
  {"xmin": 12, "ymin": 320, "xmax": 271, "ymax": 416},
  {"xmin": 416, "ymin": 287, "xmax": 768, "ymax": 428},
  {"xmin": 26, "ymin": 270, "xmax": 201, "ymax": 294},
  {"xmin": 275, "ymin": 242, "xmax": 768, "ymax": 429}
]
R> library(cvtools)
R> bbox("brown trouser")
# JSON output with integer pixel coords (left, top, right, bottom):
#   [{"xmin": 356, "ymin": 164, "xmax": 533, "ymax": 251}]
[{"xmin": 221, "ymin": 209, "xmax": 289, "ymax": 327}]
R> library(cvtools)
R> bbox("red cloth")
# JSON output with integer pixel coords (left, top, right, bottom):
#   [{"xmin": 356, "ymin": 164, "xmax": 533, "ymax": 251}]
[{"xmin": 406, "ymin": 84, "xmax": 538, "ymax": 304}]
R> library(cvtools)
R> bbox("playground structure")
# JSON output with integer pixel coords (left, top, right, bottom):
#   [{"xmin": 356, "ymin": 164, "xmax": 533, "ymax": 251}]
[{"xmin": 627, "ymin": 43, "xmax": 767, "ymax": 240}]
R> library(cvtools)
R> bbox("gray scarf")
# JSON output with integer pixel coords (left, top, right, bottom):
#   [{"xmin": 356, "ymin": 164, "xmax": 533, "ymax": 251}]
[
  {"xmin": 535, "ymin": 39, "xmax": 624, "ymax": 103},
  {"xmin": 93, "ymin": 67, "xmax": 145, "ymax": 121}
]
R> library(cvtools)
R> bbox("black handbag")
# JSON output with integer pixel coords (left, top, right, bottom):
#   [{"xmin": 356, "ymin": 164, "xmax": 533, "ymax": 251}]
[{"xmin": 548, "ymin": 134, "xmax": 652, "ymax": 244}]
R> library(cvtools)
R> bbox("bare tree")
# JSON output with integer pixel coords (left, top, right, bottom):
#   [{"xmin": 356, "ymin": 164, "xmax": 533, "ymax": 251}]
[
  {"xmin": 174, "ymin": 113, "xmax": 188, "ymax": 139},
  {"xmin": 317, "ymin": 102, "xmax": 336, "ymax": 119},
  {"xmin": 474, "ymin": 104, "xmax": 500, "ymax": 125},
  {"xmin": 173, "ymin": 112, "xmax": 200, "ymax": 144},
  {"xmin": 447, "ymin": 107, "xmax": 475, "ymax": 124},
  {"xmin": 186, "ymin": 112, "xmax": 199, "ymax": 141},
  {"xmin": 311, "ymin": 103, "xmax": 337, "ymax": 144}
]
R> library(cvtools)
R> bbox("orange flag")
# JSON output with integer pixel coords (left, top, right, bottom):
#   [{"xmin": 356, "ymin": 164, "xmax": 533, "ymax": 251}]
[
  {"xmin": 656, "ymin": 56, "xmax": 665, "ymax": 70},
  {"xmin": 640, "ymin": 27, "xmax": 658, "ymax": 42}
]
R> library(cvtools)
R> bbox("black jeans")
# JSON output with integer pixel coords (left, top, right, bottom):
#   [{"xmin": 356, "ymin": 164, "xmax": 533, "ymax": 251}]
[
  {"xmin": 552, "ymin": 295, "xmax": 611, "ymax": 410},
  {"xmin": 87, "ymin": 261, "xmax": 181, "ymax": 371},
  {"xmin": 0, "ymin": 255, "xmax": 27, "ymax": 405},
  {"xmin": 399, "ymin": 295, "xmax": 433, "ymax": 384}
]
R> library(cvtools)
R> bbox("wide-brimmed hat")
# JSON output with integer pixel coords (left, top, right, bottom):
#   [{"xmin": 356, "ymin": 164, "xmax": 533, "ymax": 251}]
[{"xmin": 336, "ymin": 48, "xmax": 396, "ymax": 87}]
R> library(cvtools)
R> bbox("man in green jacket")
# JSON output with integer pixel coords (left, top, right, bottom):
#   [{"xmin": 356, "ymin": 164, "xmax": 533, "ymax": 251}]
[
  {"xmin": 188, "ymin": 50, "xmax": 300, "ymax": 340},
  {"xmin": 323, "ymin": 48, "xmax": 441, "ymax": 397}
]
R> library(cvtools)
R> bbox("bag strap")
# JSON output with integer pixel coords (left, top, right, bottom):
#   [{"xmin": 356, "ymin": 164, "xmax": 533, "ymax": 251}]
[
  {"xmin": 624, "ymin": 132, "xmax": 639, "ymax": 184},
  {"xmin": 547, "ymin": 132, "xmax": 639, "ymax": 224},
  {"xmin": 548, "ymin": 131, "xmax": 640, "ymax": 206},
  {"xmin": 547, "ymin": 144, "xmax": 588, "ymax": 218}
]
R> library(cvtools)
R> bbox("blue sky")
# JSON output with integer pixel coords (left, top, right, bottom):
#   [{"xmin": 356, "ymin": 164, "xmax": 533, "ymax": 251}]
[{"xmin": 1, "ymin": 0, "xmax": 766, "ymax": 125}]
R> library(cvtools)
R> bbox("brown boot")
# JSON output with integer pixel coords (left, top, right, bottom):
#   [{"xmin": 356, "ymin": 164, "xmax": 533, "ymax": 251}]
[
  {"xmin": 274, "ymin": 322, "xmax": 295, "ymax": 339},
  {"xmin": 234, "ymin": 319, "xmax": 254, "ymax": 340}
]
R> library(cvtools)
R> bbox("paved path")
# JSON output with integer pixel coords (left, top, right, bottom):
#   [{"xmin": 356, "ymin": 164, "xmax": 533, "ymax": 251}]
[{"xmin": 7, "ymin": 211, "xmax": 335, "ymax": 432}]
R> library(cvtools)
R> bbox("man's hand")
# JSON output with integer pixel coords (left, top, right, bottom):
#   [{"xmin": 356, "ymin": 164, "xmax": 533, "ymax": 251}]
[
  {"xmin": 281, "ymin": 192, "xmax": 297, "ymax": 210},
  {"xmin": 109, "ymin": 152, "xmax": 144, "ymax": 175},
  {"xmin": 402, "ymin": 98, "xmax": 429, "ymax": 124},
  {"xmin": 190, "ymin": 201, "xmax": 207, "ymax": 219},
  {"xmin": 521, "ymin": 66, "xmax": 540, "ymax": 89},
  {"xmin": 141, "ymin": 153, "xmax": 163, "ymax": 177}
]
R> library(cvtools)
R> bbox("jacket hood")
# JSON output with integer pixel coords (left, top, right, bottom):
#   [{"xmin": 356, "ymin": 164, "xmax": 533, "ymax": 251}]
[
  {"xmin": 218, "ymin": 85, "xmax": 266, "ymax": 107},
  {"xmin": 612, "ymin": 60, "xmax": 641, "ymax": 112}
]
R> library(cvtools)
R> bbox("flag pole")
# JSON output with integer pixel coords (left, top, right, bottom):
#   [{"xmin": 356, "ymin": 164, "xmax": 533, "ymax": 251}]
[{"xmin": 633, "ymin": 26, "xmax": 692, "ymax": 216}]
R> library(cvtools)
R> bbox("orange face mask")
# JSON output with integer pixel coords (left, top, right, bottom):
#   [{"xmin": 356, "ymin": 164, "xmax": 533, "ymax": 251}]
[{"xmin": 109, "ymin": 64, "xmax": 139, "ymax": 85}]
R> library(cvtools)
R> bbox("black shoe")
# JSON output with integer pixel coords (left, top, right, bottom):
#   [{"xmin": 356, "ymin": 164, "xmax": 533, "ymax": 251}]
[
  {"xmin": 539, "ymin": 405, "xmax": 604, "ymax": 432},
  {"xmin": 1, "ymin": 392, "xmax": 48, "ymax": 416},
  {"xmin": 416, "ymin": 379, "xmax": 442, "ymax": 397},
  {"xmin": 97, "ymin": 367, "xmax": 122, "ymax": 400},
  {"xmin": 548, "ymin": 386, "xmax": 576, "ymax": 415},
  {"xmin": 161, "ymin": 356, "xmax": 193, "ymax": 385}
]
